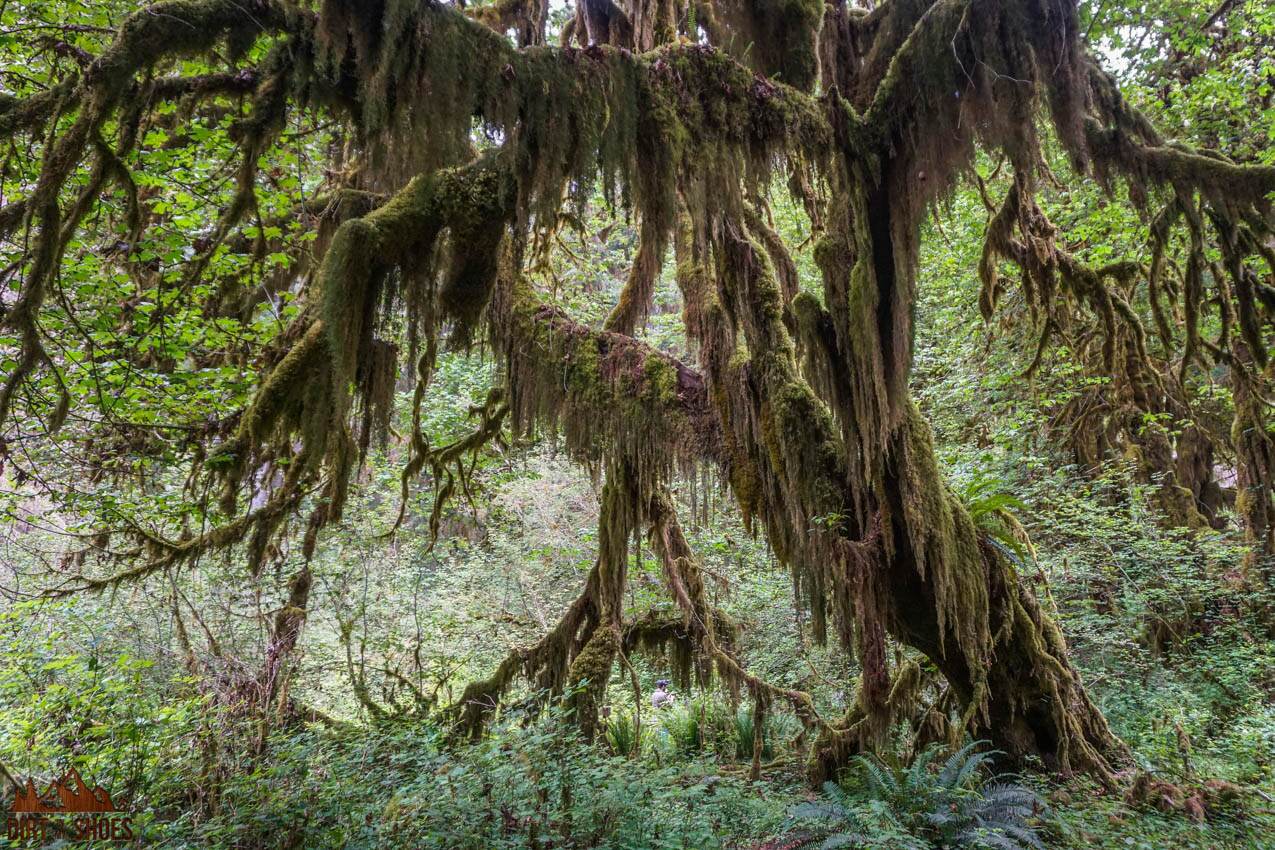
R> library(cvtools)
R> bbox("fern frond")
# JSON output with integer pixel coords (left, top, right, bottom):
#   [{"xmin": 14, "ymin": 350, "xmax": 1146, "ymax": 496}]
[
  {"xmin": 999, "ymin": 822, "xmax": 1047, "ymax": 850},
  {"xmin": 822, "ymin": 780, "xmax": 848, "ymax": 800},
  {"xmin": 937, "ymin": 741, "xmax": 986, "ymax": 789},
  {"xmin": 905, "ymin": 743, "xmax": 943, "ymax": 791},
  {"xmin": 954, "ymin": 829, "xmax": 1022, "ymax": 850},
  {"xmin": 790, "ymin": 800, "xmax": 852, "ymax": 823},
  {"xmin": 855, "ymin": 754, "xmax": 902, "ymax": 798},
  {"xmin": 977, "ymin": 781, "xmax": 1041, "ymax": 814}
]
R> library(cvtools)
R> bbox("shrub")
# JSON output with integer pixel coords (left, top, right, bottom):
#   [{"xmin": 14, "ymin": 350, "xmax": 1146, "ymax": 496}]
[
  {"xmin": 604, "ymin": 710, "xmax": 643, "ymax": 757},
  {"xmin": 158, "ymin": 707, "xmax": 789, "ymax": 849},
  {"xmin": 661, "ymin": 697, "xmax": 733, "ymax": 756},
  {"xmin": 785, "ymin": 742, "xmax": 1045, "ymax": 850}
]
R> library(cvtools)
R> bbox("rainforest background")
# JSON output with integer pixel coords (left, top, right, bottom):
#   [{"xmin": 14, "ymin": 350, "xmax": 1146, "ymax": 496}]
[{"xmin": 0, "ymin": 0, "xmax": 1273, "ymax": 847}]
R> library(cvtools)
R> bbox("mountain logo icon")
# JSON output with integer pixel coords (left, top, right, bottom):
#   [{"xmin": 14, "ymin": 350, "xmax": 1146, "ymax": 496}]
[
  {"xmin": 10, "ymin": 766, "xmax": 116, "ymax": 814},
  {"xmin": 6, "ymin": 765, "xmax": 133, "ymax": 843}
]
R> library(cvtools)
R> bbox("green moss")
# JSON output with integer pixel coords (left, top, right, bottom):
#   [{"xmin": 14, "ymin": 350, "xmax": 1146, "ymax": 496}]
[
  {"xmin": 642, "ymin": 355, "xmax": 679, "ymax": 406},
  {"xmin": 566, "ymin": 626, "xmax": 618, "ymax": 740},
  {"xmin": 765, "ymin": 376, "xmax": 843, "ymax": 511},
  {"xmin": 566, "ymin": 339, "xmax": 605, "ymax": 400}
]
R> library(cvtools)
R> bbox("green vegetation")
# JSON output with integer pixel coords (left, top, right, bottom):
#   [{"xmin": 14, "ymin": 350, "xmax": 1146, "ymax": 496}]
[
  {"xmin": 0, "ymin": 0, "xmax": 1273, "ymax": 847},
  {"xmin": 787, "ymin": 743, "xmax": 1045, "ymax": 850}
]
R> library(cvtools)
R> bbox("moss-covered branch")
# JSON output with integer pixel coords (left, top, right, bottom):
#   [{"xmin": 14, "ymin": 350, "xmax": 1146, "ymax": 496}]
[{"xmin": 8, "ymin": 0, "xmax": 1269, "ymax": 787}]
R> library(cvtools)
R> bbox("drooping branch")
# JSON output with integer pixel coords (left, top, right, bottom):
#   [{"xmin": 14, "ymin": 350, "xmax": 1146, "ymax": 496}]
[
  {"xmin": 3, "ymin": 0, "xmax": 828, "ymax": 575},
  {"xmin": 5, "ymin": 0, "xmax": 1269, "ymax": 788},
  {"xmin": 646, "ymin": 488, "xmax": 821, "ymax": 725},
  {"xmin": 603, "ymin": 213, "xmax": 668, "ymax": 336},
  {"xmin": 0, "ymin": 0, "xmax": 303, "ymax": 425},
  {"xmin": 977, "ymin": 141, "xmax": 1274, "ymax": 544},
  {"xmin": 450, "ymin": 459, "xmax": 640, "ymax": 740}
]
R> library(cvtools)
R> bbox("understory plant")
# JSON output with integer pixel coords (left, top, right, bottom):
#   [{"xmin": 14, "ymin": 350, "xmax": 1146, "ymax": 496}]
[
  {"xmin": 735, "ymin": 703, "xmax": 801, "ymax": 762},
  {"xmin": 604, "ymin": 709, "xmax": 643, "ymax": 757},
  {"xmin": 657, "ymin": 695, "xmax": 798, "ymax": 763},
  {"xmin": 159, "ymin": 708, "xmax": 789, "ymax": 849},
  {"xmin": 661, "ymin": 696, "xmax": 734, "ymax": 756},
  {"xmin": 785, "ymin": 741, "xmax": 1045, "ymax": 850}
]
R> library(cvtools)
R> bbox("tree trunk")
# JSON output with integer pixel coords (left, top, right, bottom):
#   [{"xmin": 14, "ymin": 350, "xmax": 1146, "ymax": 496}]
[{"xmin": 689, "ymin": 159, "xmax": 1131, "ymax": 781}]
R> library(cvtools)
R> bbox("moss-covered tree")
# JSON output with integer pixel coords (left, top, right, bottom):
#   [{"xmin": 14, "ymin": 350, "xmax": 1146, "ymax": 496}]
[{"xmin": 1, "ymin": 0, "xmax": 1271, "ymax": 783}]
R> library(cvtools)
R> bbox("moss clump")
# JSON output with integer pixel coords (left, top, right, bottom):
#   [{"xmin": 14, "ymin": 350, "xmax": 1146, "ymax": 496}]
[
  {"xmin": 11, "ymin": 0, "xmax": 1273, "ymax": 791},
  {"xmin": 641, "ymin": 354, "xmax": 680, "ymax": 407},
  {"xmin": 566, "ymin": 627, "xmax": 619, "ymax": 741},
  {"xmin": 709, "ymin": 0, "xmax": 824, "ymax": 91}
]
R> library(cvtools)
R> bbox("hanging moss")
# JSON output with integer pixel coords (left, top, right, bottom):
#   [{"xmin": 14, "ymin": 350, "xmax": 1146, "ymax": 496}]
[
  {"xmin": 892, "ymin": 406, "xmax": 989, "ymax": 672},
  {"xmin": 490, "ymin": 259, "xmax": 720, "ymax": 488},
  {"xmin": 623, "ymin": 608, "xmax": 717, "ymax": 690},
  {"xmin": 709, "ymin": 0, "xmax": 824, "ymax": 91},
  {"xmin": 646, "ymin": 489, "xmax": 820, "ymax": 725},
  {"xmin": 449, "ymin": 458, "xmax": 639, "ymax": 741},
  {"xmin": 469, "ymin": 0, "xmax": 550, "ymax": 47},
  {"xmin": 566, "ymin": 627, "xmax": 619, "ymax": 741},
  {"xmin": 9, "ymin": 0, "xmax": 1275, "ymax": 790},
  {"xmin": 604, "ymin": 214, "xmax": 668, "ymax": 335},
  {"xmin": 978, "ymin": 171, "xmax": 1256, "ymax": 536}
]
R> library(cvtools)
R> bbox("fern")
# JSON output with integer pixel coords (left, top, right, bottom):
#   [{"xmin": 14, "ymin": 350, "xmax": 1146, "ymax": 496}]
[
  {"xmin": 944, "ymin": 744, "xmax": 999, "ymax": 791},
  {"xmin": 782, "ymin": 741, "xmax": 1046, "ymax": 850},
  {"xmin": 937, "ymin": 741, "xmax": 987, "ymax": 788},
  {"xmin": 956, "ymin": 474, "xmax": 1037, "ymax": 565},
  {"xmin": 603, "ymin": 711, "xmax": 642, "ymax": 756},
  {"xmin": 905, "ymin": 743, "xmax": 944, "ymax": 792},
  {"xmin": 817, "ymin": 834, "xmax": 871, "ymax": 849},
  {"xmin": 855, "ymin": 752, "xmax": 903, "ymax": 800}
]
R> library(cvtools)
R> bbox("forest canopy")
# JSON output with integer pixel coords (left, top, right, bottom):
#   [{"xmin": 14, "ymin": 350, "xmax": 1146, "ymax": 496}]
[{"xmin": 0, "ymin": 0, "xmax": 1273, "ymax": 846}]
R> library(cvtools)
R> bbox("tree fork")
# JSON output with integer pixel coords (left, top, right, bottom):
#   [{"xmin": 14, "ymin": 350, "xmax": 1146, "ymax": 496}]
[{"xmin": 683, "ymin": 187, "xmax": 1128, "ymax": 779}]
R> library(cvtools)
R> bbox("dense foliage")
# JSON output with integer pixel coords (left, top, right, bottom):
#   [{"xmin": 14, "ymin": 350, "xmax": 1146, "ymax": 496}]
[{"xmin": 0, "ymin": 0, "xmax": 1273, "ymax": 847}]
